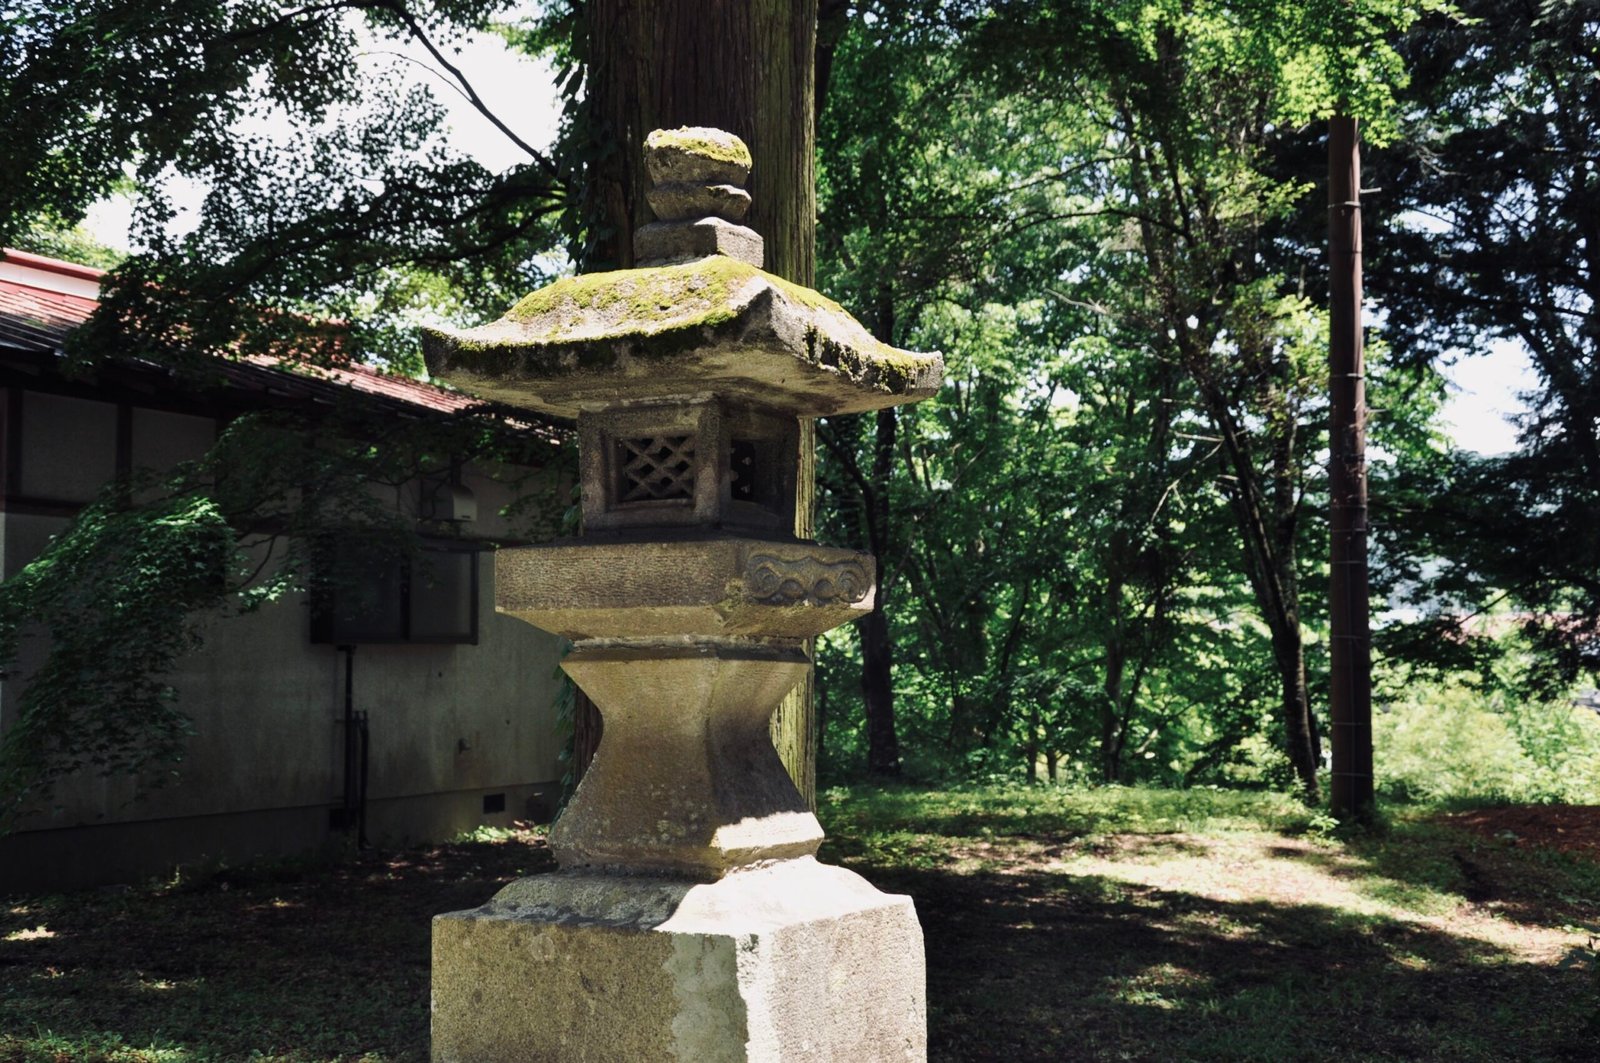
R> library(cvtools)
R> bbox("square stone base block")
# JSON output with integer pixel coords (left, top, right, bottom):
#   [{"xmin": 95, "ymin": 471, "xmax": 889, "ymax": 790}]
[{"xmin": 432, "ymin": 857, "xmax": 925, "ymax": 1062}]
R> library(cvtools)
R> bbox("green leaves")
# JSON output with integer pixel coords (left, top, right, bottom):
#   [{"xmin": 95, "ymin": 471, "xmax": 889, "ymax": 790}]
[
  {"xmin": 5, "ymin": 1, "xmax": 569, "ymax": 377},
  {"xmin": 0, "ymin": 493, "xmax": 229, "ymax": 828},
  {"xmin": 814, "ymin": 0, "xmax": 1458, "ymax": 789},
  {"xmin": 1369, "ymin": 0, "xmax": 1600, "ymax": 688}
]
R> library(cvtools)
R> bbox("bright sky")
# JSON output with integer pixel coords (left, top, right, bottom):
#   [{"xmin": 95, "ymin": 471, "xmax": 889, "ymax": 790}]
[
  {"xmin": 84, "ymin": 20, "xmax": 562, "ymax": 252},
  {"xmin": 76, "ymin": 24, "xmax": 1536, "ymax": 457},
  {"xmin": 1439, "ymin": 338, "xmax": 1538, "ymax": 456}
]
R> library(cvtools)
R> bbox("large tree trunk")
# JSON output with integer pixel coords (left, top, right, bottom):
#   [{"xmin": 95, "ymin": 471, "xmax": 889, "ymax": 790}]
[
  {"xmin": 577, "ymin": 0, "xmax": 821, "ymax": 805},
  {"xmin": 818, "ymin": 401, "xmax": 900, "ymax": 777},
  {"xmin": 585, "ymin": 0, "xmax": 816, "ymax": 279},
  {"xmin": 859, "ymin": 596, "xmax": 901, "ymax": 775},
  {"xmin": 1100, "ymin": 594, "xmax": 1127, "ymax": 784},
  {"xmin": 855, "ymin": 403, "xmax": 901, "ymax": 774},
  {"xmin": 1264, "ymin": 566, "xmax": 1319, "ymax": 797},
  {"xmin": 857, "ymin": 283, "xmax": 902, "ymax": 774},
  {"xmin": 1116, "ymin": 89, "xmax": 1319, "ymax": 801}
]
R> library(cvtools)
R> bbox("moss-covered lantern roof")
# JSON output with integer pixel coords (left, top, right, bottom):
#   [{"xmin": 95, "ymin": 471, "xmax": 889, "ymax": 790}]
[
  {"xmin": 421, "ymin": 127, "xmax": 940, "ymax": 420},
  {"xmin": 421, "ymin": 255, "xmax": 942, "ymax": 420}
]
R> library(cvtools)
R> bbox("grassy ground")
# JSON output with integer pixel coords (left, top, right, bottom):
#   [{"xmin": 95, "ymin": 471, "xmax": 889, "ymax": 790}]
[
  {"xmin": 820, "ymin": 785, "xmax": 1600, "ymax": 1062},
  {"xmin": 0, "ymin": 833, "xmax": 556, "ymax": 1063},
  {"xmin": 2, "ymin": 786, "xmax": 1597, "ymax": 1061}
]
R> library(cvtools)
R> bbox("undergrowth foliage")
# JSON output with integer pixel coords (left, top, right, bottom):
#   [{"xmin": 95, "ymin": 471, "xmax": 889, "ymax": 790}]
[{"xmin": 0, "ymin": 405, "xmax": 569, "ymax": 831}]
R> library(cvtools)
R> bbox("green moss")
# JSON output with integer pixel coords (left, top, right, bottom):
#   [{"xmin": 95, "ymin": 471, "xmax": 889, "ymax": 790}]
[
  {"xmin": 434, "ymin": 255, "xmax": 938, "ymax": 397},
  {"xmin": 802, "ymin": 328, "xmax": 920, "ymax": 393},
  {"xmin": 767, "ymin": 272, "xmax": 850, "ymax": 315},
  {"xmin": 502, "ymin": 258, "xmax": 753, "ymax": 336},
  {"xmin": 646, "ymin": 127, "xmax": 753, "ymax": 169},
  {"xmin": 763, "ymin": 275, "xmax": 930, "ymax": 381}
]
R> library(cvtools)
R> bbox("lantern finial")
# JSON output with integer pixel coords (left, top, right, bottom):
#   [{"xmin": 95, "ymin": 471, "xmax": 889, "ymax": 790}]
[{"xmin": 635, "ymin": 126, "xmax": 764, "ymax": 268}]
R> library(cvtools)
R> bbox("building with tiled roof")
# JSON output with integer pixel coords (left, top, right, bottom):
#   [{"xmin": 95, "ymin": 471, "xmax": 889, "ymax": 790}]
[{"xmin": 0, "ymin": 249, "xmax": 568, "ymax": 891}]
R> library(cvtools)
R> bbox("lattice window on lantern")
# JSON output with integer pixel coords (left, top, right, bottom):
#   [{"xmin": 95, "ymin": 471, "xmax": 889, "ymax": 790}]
[
  {"xmin": 720, "ymin": 407, "xmax": 799, "ymax": 535},
  {"xmin": 616, "ymin": 435, "xmax": 696, "ymax": 503}
]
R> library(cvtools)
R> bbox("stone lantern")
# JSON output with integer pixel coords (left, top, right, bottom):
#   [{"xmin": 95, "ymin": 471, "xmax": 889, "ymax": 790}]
[{"xmin": 423, "ymin": 128, "xmax": 942, "ymax": 1062}]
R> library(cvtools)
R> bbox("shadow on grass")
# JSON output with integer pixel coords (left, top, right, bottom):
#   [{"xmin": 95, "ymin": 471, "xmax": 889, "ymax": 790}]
[
  {"xmin": 856, "ymin": 858, "xmax": 1596, "ymax": 1063},
  {"xmin": 0, "ymin": 837, "xmax": 556, "ymax": 1063},
  {"xmin": 3, "ymin": 810, "xmax": 1595, "ymax": 1063}
]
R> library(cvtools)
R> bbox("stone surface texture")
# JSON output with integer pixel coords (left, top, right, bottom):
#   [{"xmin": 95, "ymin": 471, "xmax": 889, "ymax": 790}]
[
  {"xmin": 636, "ymin": 216, "xmax": 765, "ymax": 268},
  {"xmin": 432, "ymin": 858, "xmax": 926, "ymax": 1063},
  {"xmin": 575, "ymin": 400, "xmax": 801, "ymax": 536},
  {"xmin": 496, "ymin": 537, "xmax": 874, "ymax": 641},
  {"xmin": 422, "ymin": 256, "xmax": 942, "ymax": 418},
  {"xmin": 647, "ymin": 181, "xmax": 752, "ymax": 223},
  {"xmin": 554, "ymin": 637, "xmax": 821, "ymax": 877},
  {"xmin": 633, "ymin": 127, "xmax": 763, "ymax": 268},
  {"xmin": 426, "ymin": 127, "xmax": 935, "ymax": 1063},
  {"xmin": 644, "ymin": 126, "xmax": 753, "ymax": 187}
]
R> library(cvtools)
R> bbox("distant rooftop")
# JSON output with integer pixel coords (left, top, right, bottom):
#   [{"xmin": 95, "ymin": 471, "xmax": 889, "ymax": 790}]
[{"xmin": 0, "ymin": 248, "xmax": 510, "ymax": 421}]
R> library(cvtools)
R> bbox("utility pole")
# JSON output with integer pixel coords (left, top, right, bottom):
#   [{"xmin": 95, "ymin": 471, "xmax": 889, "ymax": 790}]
[{"xmin": 1328, "ymin": 115, "xmax": 1374, "ymax": 823}]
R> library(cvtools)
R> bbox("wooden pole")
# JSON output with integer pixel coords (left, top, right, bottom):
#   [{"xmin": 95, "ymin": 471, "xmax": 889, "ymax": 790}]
[{"xmin": 1328, "ymin": 115, "xmax": 1374, "ymax": 822}]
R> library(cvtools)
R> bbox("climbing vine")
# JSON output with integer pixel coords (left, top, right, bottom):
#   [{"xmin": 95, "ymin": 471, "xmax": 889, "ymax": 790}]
[{"xmin": 0, "ymin": 402, "xmax": 571, "ymax": 832}]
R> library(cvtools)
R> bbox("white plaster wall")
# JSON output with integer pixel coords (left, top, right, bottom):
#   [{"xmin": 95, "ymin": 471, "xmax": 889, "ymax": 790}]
[
  {"xmin": 2, "ymin": 538, "xmax": 564, "ymax": 834},
  {"xmin": 131, "ymin": 408, "xmax": 215, "ymax": 474},
  {"xmin": 18, "ymin": 392, "xmax": 117, "ymax": 502}
]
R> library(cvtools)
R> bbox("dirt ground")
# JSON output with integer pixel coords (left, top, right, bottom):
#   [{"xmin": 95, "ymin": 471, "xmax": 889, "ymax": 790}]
[{"xmin": 1444, "ymin": 804, "xmax": 1600, "ymax": 860}]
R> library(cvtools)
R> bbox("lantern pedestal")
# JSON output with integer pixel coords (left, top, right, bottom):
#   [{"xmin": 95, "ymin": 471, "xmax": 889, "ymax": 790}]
[
  {"xmin": 421, "ymin": 127, "xmax": 943, "ymax": 1062},
  {"xmin": 554, "ymin": 638, "xmax": 821, "ymax": 878},
  {"xmin": 431, "ymin": 858, "xmax": 926, "ymax": 1062},
  {"xmin": 431, "ymin": 536, "xmax": 927, "ymax": 1060},
  {"xmin": 489, "ymin": 534, "xmax": 882, "ymax": 877}
]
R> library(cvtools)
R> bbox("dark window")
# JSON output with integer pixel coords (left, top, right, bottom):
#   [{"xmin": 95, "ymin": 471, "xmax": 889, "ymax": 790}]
[
  {"xmin": 312, "ymin": 540, "xmax": 479, "ymax": 644},
  {"xmin": 16, "ymin": 391, "xmax": 118, "ymax": 504},
  {"xmin": 729, "ymin": 437, "xmax": 782, "ymax": 510}
]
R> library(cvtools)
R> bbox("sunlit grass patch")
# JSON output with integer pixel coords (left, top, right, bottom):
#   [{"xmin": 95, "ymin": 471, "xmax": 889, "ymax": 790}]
[
  {"xmin": 451, "ymin": 821, "xmax": 544, "ymax": 846},
  {"xmin": 819, "ymin": 781, "xmax": 1315, "ymax": 843},
  {"xmin": 2, "ymin": 1031, "xmax": 194, "ymax": 1063},
  {"xmin": 1103, "ymin": 962, "xmax": 1211, "ymax": 1010},
  {"xmin": 823, "ymin": 781, "xmax": 1598, "ymax": 1061},
  {"xmin": 1357, "ymin": 873, "xmax": 1461, "ymax": 915}
]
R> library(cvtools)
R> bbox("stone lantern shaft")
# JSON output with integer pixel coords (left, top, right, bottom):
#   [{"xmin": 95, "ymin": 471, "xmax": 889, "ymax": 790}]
[{"xmin": 425, "ymin": 127, "xmax": 940, "ymax": 1062}]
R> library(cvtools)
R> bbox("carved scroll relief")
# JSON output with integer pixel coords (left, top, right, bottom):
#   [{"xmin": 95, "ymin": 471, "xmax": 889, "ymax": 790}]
[{"xmin": 746, "ymin": 554, "xmax": 872, "ymax": 606}]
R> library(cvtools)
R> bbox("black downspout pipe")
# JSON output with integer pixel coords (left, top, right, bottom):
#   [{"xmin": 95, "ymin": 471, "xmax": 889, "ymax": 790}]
[
  {"xmin": 338, "ymin": 645, "xmax": 370, "ymax": 848},
  {"xmin": 356, "ymin": 705, "xmax": 370, "ymax": 850}
]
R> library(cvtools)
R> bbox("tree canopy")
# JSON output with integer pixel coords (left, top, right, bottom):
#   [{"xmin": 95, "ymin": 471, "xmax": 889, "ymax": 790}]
[{"xmin": 1, "ymin": 0, "xmax": 1595, "ymax": 811}]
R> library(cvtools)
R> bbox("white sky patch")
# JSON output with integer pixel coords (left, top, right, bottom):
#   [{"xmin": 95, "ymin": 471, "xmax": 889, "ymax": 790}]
[
  {"xmin": 81, "ymin": 18, "xmax": 561, "ymax": 253},
  {"xmin": 377, "ymin": 23, "xmax": 562, "ymax": 174},
  {"xmin": 1439, "ymin": 338, "xmax": 1539, "ymax": 456},
  {"xmin": 83, "ymin": 195, "xmax": 138, "ymax": 251}
]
